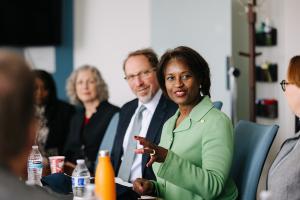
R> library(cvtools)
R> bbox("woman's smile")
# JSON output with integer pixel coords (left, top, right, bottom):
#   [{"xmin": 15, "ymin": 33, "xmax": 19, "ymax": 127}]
[{"xmin": 174, "ymin": 89, "xmax": 187, "ymax": 97}]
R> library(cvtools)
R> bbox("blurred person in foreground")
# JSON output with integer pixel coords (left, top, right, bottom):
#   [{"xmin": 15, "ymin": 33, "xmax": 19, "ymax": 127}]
[
  {"xmin": 64, "ymin": 65, "xmax": 119, "ymax": 173},
  {"xmin": 33, "ymin": 69, "xmax": 75, "ymax": 158},
  {"xmin": 133, "ymin": 46, "xmax": 238, "ymax": 200},
  {"xmin": 267, "ymin": 55, "xmax": 300, "ymax": 199},
  {"xmin": 0, "ymin": 49, "xmax": 58, "ymax": 200}
]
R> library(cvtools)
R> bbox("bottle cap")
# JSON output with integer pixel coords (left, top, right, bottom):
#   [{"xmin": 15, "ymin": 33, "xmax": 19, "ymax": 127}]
[
  {"xmin": 99, "ymin": 150, "xmax": 110, "ymax": 157},
  {"xmin": 32, "ymin": 145, "xmax": 38, "ymax": 149},
  {"xmin": 76, "ymin": 159, "xmax": 85, "ymax": 164}
]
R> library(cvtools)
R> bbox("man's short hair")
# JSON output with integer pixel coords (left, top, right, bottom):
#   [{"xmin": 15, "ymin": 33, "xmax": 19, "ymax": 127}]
[
  {"xmin": 123, "ymin": 48, "xmax": 158, "ymax": 71},
  {"xmin": 0, "ymin": 49, "xmax": 35, "ymax": 163}
]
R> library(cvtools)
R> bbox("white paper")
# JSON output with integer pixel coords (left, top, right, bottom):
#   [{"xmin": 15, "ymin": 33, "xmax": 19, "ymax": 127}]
[
  {"xmin": 139, "ymin": 196, "xmax": 158, "ymax": 199},
  {"xmin": 115, "ymin": 177, "xmax": 133, "ymax": 187}
]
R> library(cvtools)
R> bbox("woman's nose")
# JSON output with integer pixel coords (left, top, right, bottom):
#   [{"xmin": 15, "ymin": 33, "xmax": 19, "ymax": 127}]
[
  {"xmin": 83, "ymin": 81, "xmax": 89, "ymax": 88},
  {"xmin": 174, "ymin": 78, "xmax": 183, "ymax": 87}
]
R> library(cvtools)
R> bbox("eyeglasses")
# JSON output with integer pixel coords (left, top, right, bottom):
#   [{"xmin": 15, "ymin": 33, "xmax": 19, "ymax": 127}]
[
  {"xmin": 280, "ymin": 80, "xmax": 290, "ymax": 92},
  {"xmin": 124, "ymin": 68, "xmax": 156, "ymax": 82}
]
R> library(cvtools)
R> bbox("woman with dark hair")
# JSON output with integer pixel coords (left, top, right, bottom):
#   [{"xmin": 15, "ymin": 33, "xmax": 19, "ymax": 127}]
[
  {"xmin": 267, "ymin": 56, "xmax": 300, "ymax": 199},
  {"xmin": 133, "ymin": 46, "xmax": 237, "ymax": 199},
  {"xmin": 33, "ymin": 69, "xmax": 75, "ymax": 157}
]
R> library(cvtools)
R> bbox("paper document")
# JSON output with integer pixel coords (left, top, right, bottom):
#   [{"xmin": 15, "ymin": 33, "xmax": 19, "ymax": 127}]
[
  {"xmin": 115, "ymin": 177, "xmax": 133, "ymax": 187},
  {"xmin": 139, "ymin": 196, "xmax": 159, "ymax": 199}
]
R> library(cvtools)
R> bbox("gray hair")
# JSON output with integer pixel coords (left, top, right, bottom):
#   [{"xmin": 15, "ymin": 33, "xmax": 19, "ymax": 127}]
[{"xmin": 66, "ymin": 65, "xmax": 109, "ymax": 105}]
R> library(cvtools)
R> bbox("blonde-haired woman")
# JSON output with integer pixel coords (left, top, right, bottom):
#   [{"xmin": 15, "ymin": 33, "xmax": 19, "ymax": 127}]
[
  {"xmin": 267, "ymin": 56, "xmax": 300, "ymax": 199},
  {"xmin": 64, "ymin": 65, "xmax": 119, "ymax": 173}
]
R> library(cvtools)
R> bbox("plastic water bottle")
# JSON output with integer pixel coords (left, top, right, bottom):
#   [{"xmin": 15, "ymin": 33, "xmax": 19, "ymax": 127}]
[
  {"xmin": 82, "ymin": 184, "xmax": 99, "ymax": 200},
  {"xmin": 27, "ymin": 145, "xmax": 43, "ymax": 186},
  {"xmin": 95, "ymin": 150, "xmax": 116, "ymax": 200},
  {"xmin": 72, "ymin": 159, "xmax": 91, "ymax": 198}
]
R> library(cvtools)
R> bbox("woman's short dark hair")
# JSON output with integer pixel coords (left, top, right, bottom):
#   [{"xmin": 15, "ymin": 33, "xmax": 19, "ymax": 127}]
[
  {"xmin": 33, "ymin": 69, "xmax": 57, "ymax": 105},
  {"xmin": 157, "ymin": 46, "xmax": 211, "ymax": 97}
]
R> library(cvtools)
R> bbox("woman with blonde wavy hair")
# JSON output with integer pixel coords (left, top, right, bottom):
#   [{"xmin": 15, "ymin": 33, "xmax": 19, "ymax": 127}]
[{"xmin": 64, "ymin": 65, "xmax": 119, "ymax": 173}]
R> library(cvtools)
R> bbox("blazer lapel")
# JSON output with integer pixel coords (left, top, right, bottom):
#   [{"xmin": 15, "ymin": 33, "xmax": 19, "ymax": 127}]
[
  {"xmin": 142, "ymin": 96, "xmax": 168, "ymax": 172},
  {"xmin": 269, "ymin": 133, "xmax": 300, "ymax": 175},
  {"xmin": 145, "ymin": 96, "xmax": 167, "ymax": 142}
]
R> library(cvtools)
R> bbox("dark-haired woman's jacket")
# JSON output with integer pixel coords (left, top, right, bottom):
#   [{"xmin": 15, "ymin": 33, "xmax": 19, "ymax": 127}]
[{"xmin": 44, "ymin": 99, "xmax": 75, "ymax": 155}]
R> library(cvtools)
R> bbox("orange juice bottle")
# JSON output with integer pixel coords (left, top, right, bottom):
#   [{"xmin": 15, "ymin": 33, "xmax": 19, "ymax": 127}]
[{"xmin": 95, "ymin": 150, "xmax": 116, "ymax": 200}]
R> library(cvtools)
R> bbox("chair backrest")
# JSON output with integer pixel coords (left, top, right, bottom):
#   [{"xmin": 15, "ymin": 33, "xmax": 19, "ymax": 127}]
[
  {"xmin": 213, "ymin": 101, "xmax": 223, "ymax": 110},
  {"xmin": 94, "ymin": 113, "xmax": 119, "ymax": 172},
  {"xmin": 99, "ymin": 112, "xmax": 119, "ymax": 152},
  {"xmin": 231, "ymin": 120, "xmax": 279, "ymax": 200}
]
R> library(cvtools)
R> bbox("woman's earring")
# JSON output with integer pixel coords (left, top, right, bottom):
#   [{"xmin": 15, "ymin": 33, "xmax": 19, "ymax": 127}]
[{"xmin": 199, "ymin": 85, "xmax": 204, "ymax": 96}]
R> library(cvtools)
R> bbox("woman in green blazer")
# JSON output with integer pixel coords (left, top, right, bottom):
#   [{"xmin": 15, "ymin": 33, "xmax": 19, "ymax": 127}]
[{"xmin": 133, "ymin": 46, "xmax": 237, "ymax": 200}]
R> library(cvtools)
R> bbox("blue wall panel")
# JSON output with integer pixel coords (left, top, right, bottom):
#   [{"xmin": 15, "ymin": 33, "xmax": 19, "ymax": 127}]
[{"xmin": 54, "ymin": 0, "xmax": 73, "ymax": 101}]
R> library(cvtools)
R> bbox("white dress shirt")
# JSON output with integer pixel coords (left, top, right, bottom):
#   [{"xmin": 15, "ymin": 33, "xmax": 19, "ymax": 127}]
[{"xmin": 122, "ymin": 90, "xmax": 162, "ymax": 182}]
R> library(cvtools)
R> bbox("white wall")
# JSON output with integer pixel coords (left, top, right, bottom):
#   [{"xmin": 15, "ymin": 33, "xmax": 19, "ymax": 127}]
[
  {"xmin": 74, "ymin": 0, "xmax": 232, "ymax": 115},
  {"xmin": 74, "ymin": 0, "xmax": 151, "ymax": 106},
  {"xmin": 284, "ymin": 0, "xmax": 300, "ymax": 61},
  {"xmin": 151, "ymin": 0, "xmax": 232, "ymax": 115}
]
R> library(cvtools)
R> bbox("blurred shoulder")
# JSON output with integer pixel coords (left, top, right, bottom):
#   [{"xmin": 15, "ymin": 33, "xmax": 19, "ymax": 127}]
[
  {"xmin": 0, "ymin": 169, "xmax": 59, "ymax": 200},
  {"xmin": 209, "ymin": 107, "xmax": 231, "ymax": 124}
]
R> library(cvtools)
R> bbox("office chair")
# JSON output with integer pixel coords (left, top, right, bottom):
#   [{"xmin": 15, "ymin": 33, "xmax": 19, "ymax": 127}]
[
  {"xmin": 94, "ymin": 113, "xmax": 119, "ymax": 172},
  {"xmin": 231, "ymin": 120, "xmax": 279, "ymax": 200},
  {"xmin": 99, "ymin": 112, "xmax": 119, "ymax": 152},
  {"xmin": 213, "ymin": 101, "xmax": 223, "ymax": 110}
]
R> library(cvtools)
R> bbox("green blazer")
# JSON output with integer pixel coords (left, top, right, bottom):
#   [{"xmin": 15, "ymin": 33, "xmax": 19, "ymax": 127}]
[{"xmin": 152, "ymin": 96, "xmax": 238, "ymax": 200}]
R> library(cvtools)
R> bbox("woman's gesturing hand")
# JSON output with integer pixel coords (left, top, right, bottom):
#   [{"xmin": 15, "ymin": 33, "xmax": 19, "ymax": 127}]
[
  {"xmin": 134, "ymin": 136, "xmax": 168, "ymax": 167},
  {"xmin": 133, "ymin": 178, "xmax": 154, "ymax": 196}
]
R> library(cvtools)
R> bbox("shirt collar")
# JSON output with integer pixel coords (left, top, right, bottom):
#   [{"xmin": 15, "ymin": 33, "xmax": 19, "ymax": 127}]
[
  {"xmin": 138, "ymin": 90, "xmax": 162, "ymax": 114},
  {"xmin": 171, "ymin": 96, "xmax": 214, "ymax": 133}
]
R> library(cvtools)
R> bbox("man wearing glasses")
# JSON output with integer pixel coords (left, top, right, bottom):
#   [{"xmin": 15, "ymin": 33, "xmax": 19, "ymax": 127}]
[{"xmin": 111, "ymin": 48, "xmax": 177, "ymax": 196}]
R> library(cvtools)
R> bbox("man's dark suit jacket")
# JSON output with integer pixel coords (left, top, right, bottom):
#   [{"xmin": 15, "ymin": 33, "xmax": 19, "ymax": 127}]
[
  {"xmin": 64, "ymin": 100, "xmax": 119, "ymax": 172},
  {"xmin": 111, "ymin": 94, "xmax": 177, "ymax": 181}
]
